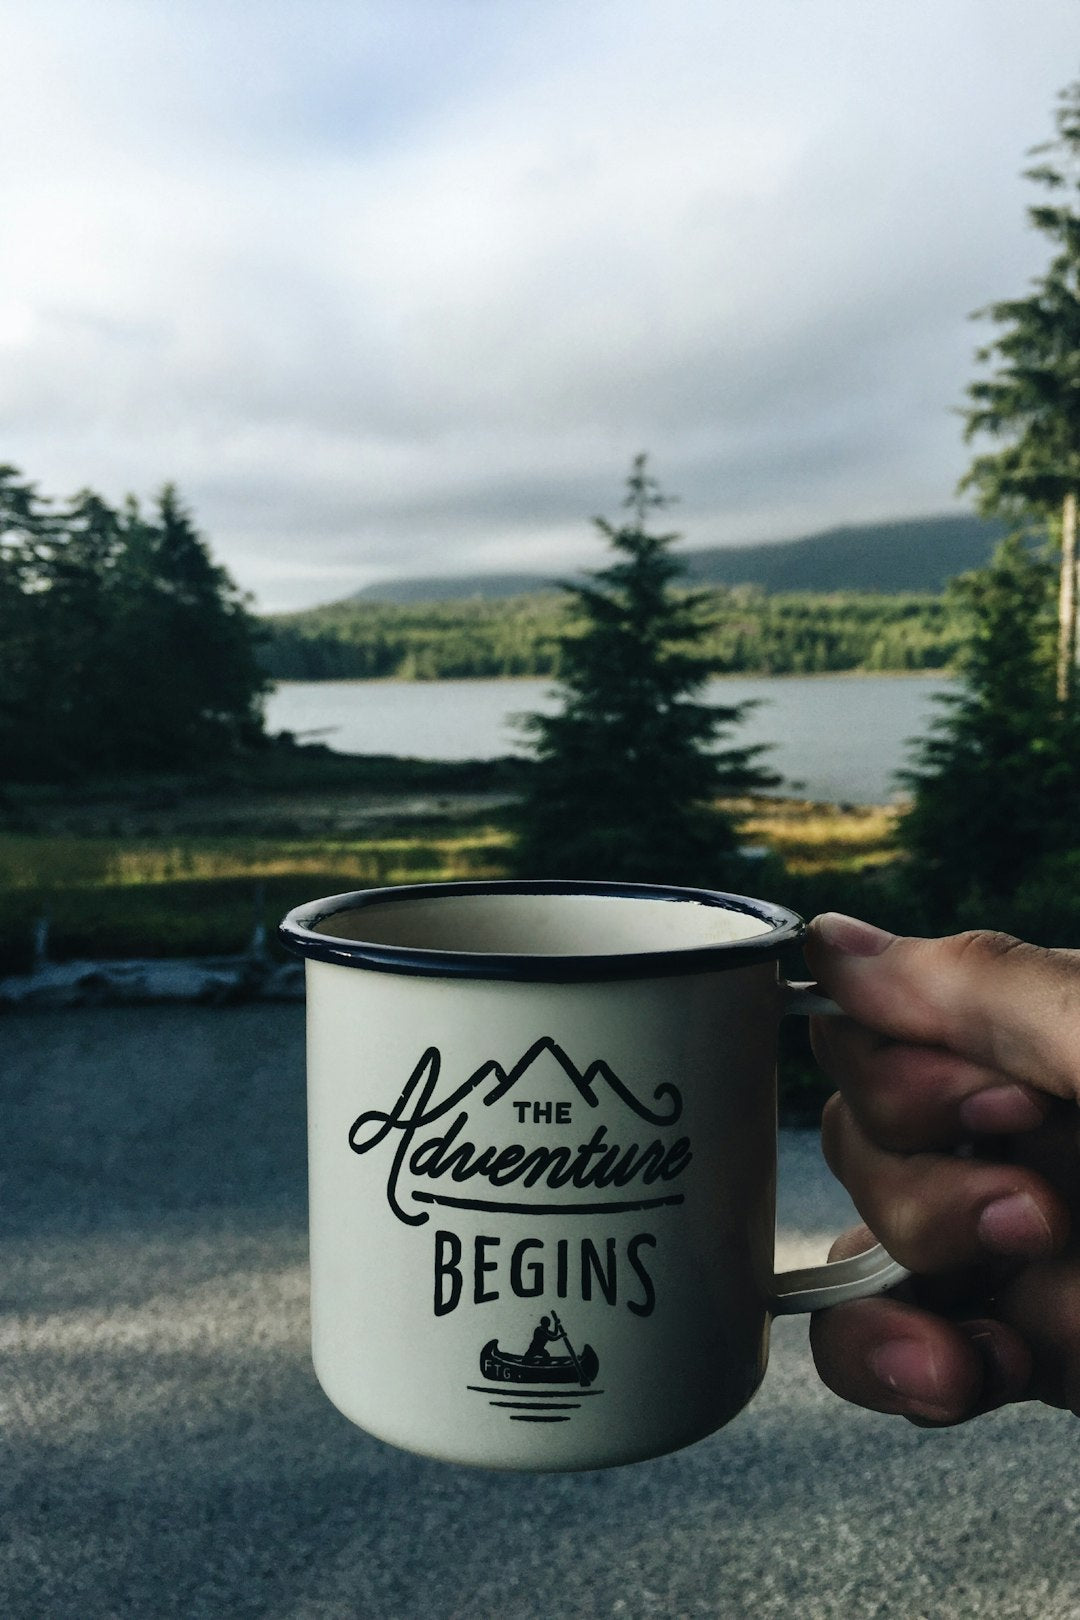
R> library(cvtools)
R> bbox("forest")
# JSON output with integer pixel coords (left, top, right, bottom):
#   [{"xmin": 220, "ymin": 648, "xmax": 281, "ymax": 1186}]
[
  {"xmin": 258, "ymin": 588, "xmax": 967, "ymax": 681},
  {"xmin": 0, "ymin": 465, "xmax": 268, "ymax": 781}
]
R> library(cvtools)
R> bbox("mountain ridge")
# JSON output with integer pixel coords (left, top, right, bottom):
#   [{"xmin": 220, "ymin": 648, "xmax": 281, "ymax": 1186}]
[{"xmin": 348, "ymin": 513, "xmax": 1009, "ymax": 604}]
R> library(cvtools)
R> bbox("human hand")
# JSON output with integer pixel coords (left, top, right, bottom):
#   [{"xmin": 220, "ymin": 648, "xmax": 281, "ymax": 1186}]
[{"xmin": 804, "ymin": 913, "xmax": 1080, "ymax": 1425}]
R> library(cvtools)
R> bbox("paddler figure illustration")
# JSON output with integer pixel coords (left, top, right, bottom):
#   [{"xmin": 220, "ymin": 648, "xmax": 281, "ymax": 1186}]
[{"xmin": 523, "ymin": 1315, "xmax": 562, "ymax": 1364}]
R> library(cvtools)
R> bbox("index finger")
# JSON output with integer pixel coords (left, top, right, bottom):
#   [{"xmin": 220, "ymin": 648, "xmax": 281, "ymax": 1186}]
[{"xmin": 804, "ymin": 916, "xmax": 1080, "ymax": 1104}]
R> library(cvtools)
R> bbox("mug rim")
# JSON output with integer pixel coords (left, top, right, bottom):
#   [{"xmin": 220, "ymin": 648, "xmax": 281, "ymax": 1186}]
[{"xmin": 278, "ymin": 879, "xmax": 805, "ymax": 983}]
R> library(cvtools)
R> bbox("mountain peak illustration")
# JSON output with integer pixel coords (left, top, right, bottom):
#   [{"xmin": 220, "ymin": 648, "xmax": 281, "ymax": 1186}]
[{"xmin": 474, "ymin": 1036, "xmax": 681, "ymax": 1126}]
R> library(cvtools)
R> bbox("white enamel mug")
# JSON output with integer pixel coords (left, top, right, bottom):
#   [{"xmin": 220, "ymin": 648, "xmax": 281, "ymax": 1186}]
[{"xmin": 280, "ymin": 881, "xmax": 907, "ymax": 1473}]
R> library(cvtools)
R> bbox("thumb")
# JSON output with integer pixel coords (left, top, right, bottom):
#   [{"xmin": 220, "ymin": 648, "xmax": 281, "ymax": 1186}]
[{"xmin": 804, "ymin": 913, "xmax": 1080, "ymax": 1104}]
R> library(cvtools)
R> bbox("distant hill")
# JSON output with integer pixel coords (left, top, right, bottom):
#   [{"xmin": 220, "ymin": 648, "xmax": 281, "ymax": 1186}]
[
  {"xmin": 356, "ymin": 571, "xmax": 561, "ymax": 603},
  {"xmin": 355, "ymin": 513, "xmax": 1008, "ymax": 603}
]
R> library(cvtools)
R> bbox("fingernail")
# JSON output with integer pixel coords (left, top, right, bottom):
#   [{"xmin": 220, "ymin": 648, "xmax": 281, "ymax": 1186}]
[
  {"xmin": 869, "ymin": 1340, "xmax": 955, "ymax": 1421},
  {"xmin": 977, "ymin": 1192, "xmax": 1054, "ymax": 1258},
  {"xmin": 813, "ymin": 913, "xmax": 896, "ymax": 957},
  {"xmin": 958, "ymin": 1084, "xmax": 1046, "ymax": 1135}
]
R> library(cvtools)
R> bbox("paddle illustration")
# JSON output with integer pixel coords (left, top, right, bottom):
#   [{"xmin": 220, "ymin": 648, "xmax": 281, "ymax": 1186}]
[{"xmin": 550, "ymin": 1310, "xmax": 591, "ymax": 1387}]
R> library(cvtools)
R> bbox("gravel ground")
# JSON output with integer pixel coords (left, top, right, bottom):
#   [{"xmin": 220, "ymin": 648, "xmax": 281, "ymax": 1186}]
[{"xmin": 2, "ymin": 1006, "xmax": 1076, "ymax": 1620}]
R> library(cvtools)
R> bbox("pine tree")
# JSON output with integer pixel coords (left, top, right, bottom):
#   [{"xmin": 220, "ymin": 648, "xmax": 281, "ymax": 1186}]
[
  {"xmin": 0, "ymin": 468, "xmax": 268, "ymax": 778},
  {"xmin": 960, "ymin": 79, "xmax": 1080, "ymax": 701},
  {"xmin": 897, "ymin": 535, "xmax": 1080, "ymax": 911},
  {"xmin": 107, "ymin": 484, "xmax": 268, "ymax": 767},
  {"xmin": 42, "ymin": 490, "xmax": 129, "ymax": 767},
  {"xmin": 512, "ymin": 456, "xmax": 777, "ymax": 884},
  {"xmin": 0, "ymin": 466, "xmax": 54, "ymax": 777}
]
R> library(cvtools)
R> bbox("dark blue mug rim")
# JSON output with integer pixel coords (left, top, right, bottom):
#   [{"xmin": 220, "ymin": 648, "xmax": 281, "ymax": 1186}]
[{"xmin": 278, "ymin": 879, "xmax": 806, "ymax": 983}]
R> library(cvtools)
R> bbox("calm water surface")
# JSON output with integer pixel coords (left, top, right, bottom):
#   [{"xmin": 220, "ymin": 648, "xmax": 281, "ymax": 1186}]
[{"xmin": 266, "ymin": 675, "xmax": 956, "ymax": 804}]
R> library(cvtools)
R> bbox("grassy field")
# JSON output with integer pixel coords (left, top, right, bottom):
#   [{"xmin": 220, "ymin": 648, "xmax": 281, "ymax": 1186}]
[
  {"xmin": 0, "ymin": 824, "xmax": 515, "ymax": 971},
  {"xmin": 0, "ymin": 776, "xmax": 900, "ymax": 974},
  {"xmin": 736, "ymin": 798, "xmax": 899, "ymax": 873},
  {"xmin": 0, "ymin": 749, "xmax": 523, "ymax": 970}
]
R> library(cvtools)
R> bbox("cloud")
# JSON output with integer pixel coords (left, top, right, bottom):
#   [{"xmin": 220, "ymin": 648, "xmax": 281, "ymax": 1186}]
[{"xmin": 0, "ymin": 0, "xmax": 1076, "ymax": 608}]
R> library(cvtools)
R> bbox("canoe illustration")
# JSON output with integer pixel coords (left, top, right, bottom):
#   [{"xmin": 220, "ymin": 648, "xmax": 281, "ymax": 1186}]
[{"xmin": 480, "ymin": 1337, "xmax": 599, "ymax": 1386}]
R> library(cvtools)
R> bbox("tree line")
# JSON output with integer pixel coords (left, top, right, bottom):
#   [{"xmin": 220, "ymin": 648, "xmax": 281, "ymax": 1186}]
[
  {"xmin": 0, "ymin": 467, "xmax": 268, "ymax": 781},
  {"xmin": 259, "ymin": 589, "xmax": 966, "ymax": 682}
]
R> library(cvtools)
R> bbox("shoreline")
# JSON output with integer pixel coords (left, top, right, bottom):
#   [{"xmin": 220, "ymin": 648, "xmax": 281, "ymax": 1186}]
[{"xmin": 268, "ymin": 668, "xmax": 955, "ymax": 687}]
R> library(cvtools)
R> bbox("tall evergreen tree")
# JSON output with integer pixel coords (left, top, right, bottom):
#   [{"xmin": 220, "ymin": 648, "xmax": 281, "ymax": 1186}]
[
  {"xmin": 960, "ymin": 78, "xmax": 1080, "ymax": 700},
  {"xmin": 0, "ymin": 466, "xmax": 54, "ymax": 777},
  {"xmin": 108, "ymin": 484, "xmax": 269, "ymax": 767},
  {"xmin": 0, "ymin": 468, "xmax": 268, "ymax": 779},
  {"xmin": 512, "ymin": 456, "xmax": 777, "ymax": 884},
  {"xmin": 897, "ymin": 535, "xmax": 1080, "ymax": 911}
]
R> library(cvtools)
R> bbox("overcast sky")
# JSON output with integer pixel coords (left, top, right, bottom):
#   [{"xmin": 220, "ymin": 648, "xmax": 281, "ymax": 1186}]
[{"xmin": 1, "ymin": 2, "xmax": 1078, "ymax": 611}]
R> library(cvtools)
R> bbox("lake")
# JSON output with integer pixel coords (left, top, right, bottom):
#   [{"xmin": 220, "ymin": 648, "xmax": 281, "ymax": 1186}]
[{"xmin": 265, "ymin": 674, "xmax": 957, "ymax": 805}]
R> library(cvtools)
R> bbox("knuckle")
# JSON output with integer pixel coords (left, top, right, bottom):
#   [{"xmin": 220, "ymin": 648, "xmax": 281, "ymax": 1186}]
[
  {"xmin": 883, "ymin": 1189, "xmax": 937, "ymax": 1261},
  {"xmin": 861, "ymin": 1045, "xmax": 975, "ymax": 1149},
  {"xmin": 947, "ymin": 929, "xmax": 1026, "ymax": 968},
  {"xmin": 827, "ymin": 1041, "xmax": 942, "ymax": 1151},
  {"xmin": 865, "ymin": 1077, "xmax": 920, "ymax": 1147}
]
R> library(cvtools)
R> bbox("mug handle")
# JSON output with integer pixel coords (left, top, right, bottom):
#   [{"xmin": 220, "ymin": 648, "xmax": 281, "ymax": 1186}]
[{"xmin": 768, "ymin": 981, "xmax": 910, "ymax": 1316}]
